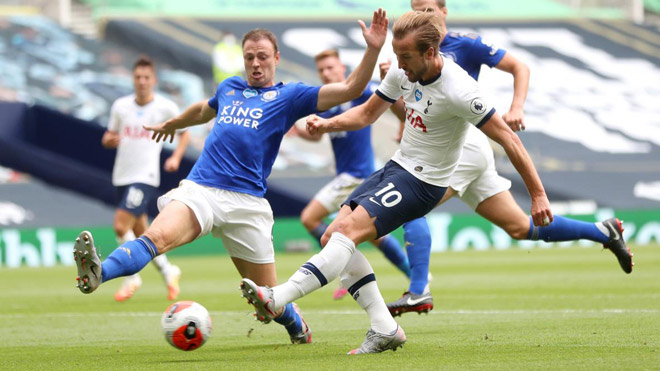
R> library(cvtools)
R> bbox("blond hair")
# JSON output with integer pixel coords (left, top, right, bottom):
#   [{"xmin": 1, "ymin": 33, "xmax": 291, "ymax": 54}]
[
  {"xmin": 392, "ymin": 11, "xmax": 443, "ymax": 54},
  {"xmin": 314, "ymin": 49, "xmax": 340, "ymax": 62}
]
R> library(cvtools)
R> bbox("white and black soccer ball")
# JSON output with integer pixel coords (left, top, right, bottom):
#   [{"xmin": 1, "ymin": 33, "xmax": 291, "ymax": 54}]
[{"xmin": 161, "ymin": 301, "xmax": 212, "ymax": 351}]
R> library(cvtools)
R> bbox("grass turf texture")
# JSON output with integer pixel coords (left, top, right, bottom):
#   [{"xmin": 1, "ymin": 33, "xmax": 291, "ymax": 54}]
[{"xmin": 0, "ymin": 244, "xmax": 658, "ymax": 370}]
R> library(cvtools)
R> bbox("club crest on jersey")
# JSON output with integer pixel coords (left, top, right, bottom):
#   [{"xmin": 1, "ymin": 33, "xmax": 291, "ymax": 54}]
[
  {"xmin": 470, "ymin": 98, "xmax": 487, "ymax": 114},
  {"xmin": 243, "ymin": 88, "xmax": 258, "ymax": 98},
  {"xmin": 261, "ymin": 90, "xmax": 278, "ymax": 102},
  {"xmin": 415, "ymin": 89, "xmax": 422, "ymax": 101}
]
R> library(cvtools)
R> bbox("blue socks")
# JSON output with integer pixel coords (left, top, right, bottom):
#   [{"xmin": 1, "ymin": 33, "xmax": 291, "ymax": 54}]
[
  {"xmin": 101, "ymin": 236, "xmax": 157, "ymax": 283},
  {"xmin": 527, "ymin": 215, "xmax": 609, "ymax": 243},
  {"xmin": 402, "ymin": 217, "xmax": 432, "ymax": 295},
  {"xmin": 310, "ymin": 222, "xmax": 329, "ymax": 247},
  {"xmin": 377, "ymin": 235, "xmax": 411, "ymax": 278},
  {"xmin": 274, "ymin": 303, "xmax": 303, "ymax": 336}
]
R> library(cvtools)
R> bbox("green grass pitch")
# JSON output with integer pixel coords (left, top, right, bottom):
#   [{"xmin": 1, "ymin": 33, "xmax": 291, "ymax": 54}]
[{"xmin": 1, "ymin": 244, "xmax": 658, "ymax": 370}]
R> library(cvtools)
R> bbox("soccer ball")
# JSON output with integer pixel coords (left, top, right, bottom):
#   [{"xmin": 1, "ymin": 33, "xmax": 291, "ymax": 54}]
[{"xmin": 161, "ymin": 301, "xmax": 212, "ymax": 351}]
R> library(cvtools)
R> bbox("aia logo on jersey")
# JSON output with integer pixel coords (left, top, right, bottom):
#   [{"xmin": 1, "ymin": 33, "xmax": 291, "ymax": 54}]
[
  {"xmin": 406, "ymin": 108, "xmax": 427, "ymax": 133},
  {"xmin": 470, "ymin": 98, "xmax": 487, "ymax": 115},
  {"xmin": 415, "ymin": 89, "xmax": 422, "ymax": 101},
  {"xmin": 243, "ymin": 89, "xmax": 258, "ymax": 98}
]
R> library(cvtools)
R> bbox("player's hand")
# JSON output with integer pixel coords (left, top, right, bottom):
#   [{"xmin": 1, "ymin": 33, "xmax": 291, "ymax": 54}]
[
  {"xmin": 144, "ymin": 120, "xmax": 176, "ymax": 143},
  {"xmin": 503, "ymin": 107, "xmax": 525, "ymax": 131},
  {"xmin": 101, "ymin": 131, "xmax": 120, "ymax": 148},
  {"xmin": 306, "ymin": 115, "xmax": 329, "ymax": 136},
  {"xmin": 163, "ymin": 156, "xmax": 181, "ymax": 172},
  {"xmin": 379, "ymin": 58, "xmax": 391, "ymax": 80},
  {"xmin": 359, "ymin": 8, "xmax": 388, "ymax": 50},
  {"xmin": 530, "ymin": 193, "xmax": 553, "ymax": 227}
]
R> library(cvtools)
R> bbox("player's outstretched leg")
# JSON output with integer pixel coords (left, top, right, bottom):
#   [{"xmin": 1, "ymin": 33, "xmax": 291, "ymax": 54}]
[
  {"xmin": 74, "ymin": 231, "xmax": 102, "ymax": 293},
  {"xmin": 388, "ymin": 217, "xmax": 433, "ymax": 316},
  {"xmin": 601, "ymin": 218, "xmax": 634, "ymax": 273},
  {"xmin": 527, "ymin": 215, "xmax": 634, "ymax": 273}
]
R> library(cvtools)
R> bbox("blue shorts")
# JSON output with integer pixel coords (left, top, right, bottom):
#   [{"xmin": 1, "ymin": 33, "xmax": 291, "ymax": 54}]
[
  {"xmin": 344, "ymin": 161, "xmax": 446, "ymax": 238},
  {"xmin": 117, "ymin": 183, "xmax": 158, "ymax": 217}
]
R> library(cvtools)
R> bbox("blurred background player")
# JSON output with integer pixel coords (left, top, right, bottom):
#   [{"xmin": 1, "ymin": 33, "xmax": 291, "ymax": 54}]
[
  {"xmin": 288, "ymin": 49, "xmax": 411, "ymax": 300},
  {"xmin": 383, "ymin": 0, "xmax": 633, "ymax": 317},
  {"xmin": 101, "ymin": 56, "xmax": 190, "ymax": 302},
  {"xmin": 74, "ymin": 9, "xmax": 389, "ymax": 346},
  {"xmin": 213, "ymin": 31, "xmax": 244, "ymax": 85}
]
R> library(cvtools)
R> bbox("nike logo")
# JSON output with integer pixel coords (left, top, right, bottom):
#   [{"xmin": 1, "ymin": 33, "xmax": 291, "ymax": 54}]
[
  {"xmin": 610, "ymin": 224, "xmax": 620, "ymax": 241},
  {"xmin": 368, "ymin": 197, "xmax": 382, "ymax": 206},
  {"xmin": 406, "ymin": 295, "xmax": 431, "ymax": 306},
  {"xmin": 400, "ymin": 85, "xmax": 410, "ymax": 90}
]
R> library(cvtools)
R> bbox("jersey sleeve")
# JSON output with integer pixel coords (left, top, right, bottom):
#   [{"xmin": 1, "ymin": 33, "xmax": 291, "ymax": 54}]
[
  {"xmin": 107, "ymin": 100, "xmax": 121, "ymax": 132},
  {"xmin": 470, "ymin": 36, "xmax": 506, "ymax": 68},
  {"xmin": 289, "ymin": 83, "xmax": 321, "ymax": 121},
  {"xmin": 375, "ymin": 67, "xmax": 403, "ymax": 103},
  {"xmin": 448, "ymin": 76, "xmax": 495, "ymax": 128}
]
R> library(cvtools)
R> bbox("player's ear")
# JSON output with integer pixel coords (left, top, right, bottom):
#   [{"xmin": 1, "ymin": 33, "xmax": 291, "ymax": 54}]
[
  {"xmin": 274, "ymin": 51, "xmax": 280, "ymax": 65},
  {"xmin": 425, "ymin": 46, "xmax": 436, "ymax": 60}
]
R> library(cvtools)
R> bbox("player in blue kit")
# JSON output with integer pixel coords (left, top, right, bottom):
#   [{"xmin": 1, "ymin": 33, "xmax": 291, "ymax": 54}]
[
  {"xmin": 72, "ymin": 8, "xmax": 389, "ymax": 345},
  {"xmin": 241, "ymin": 10, "xmax": 554, "ymax": 354},
  {"xmin": 382, "ymin": 0, "xmax": 633, "ymax": 317},
  {"xmin": 289, "ymin": 49, "xmax": 411, "ymax": 300}
]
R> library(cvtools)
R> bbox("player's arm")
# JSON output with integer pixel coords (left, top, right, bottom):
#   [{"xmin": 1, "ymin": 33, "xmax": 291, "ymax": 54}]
[
  {"xmin": 101, "ymin": 130, "xmax": 120, "ymax": 148},
  {"xmin": 378, "ymin": 58, "xmax": 406, "ymax": 142},
  {"xmin": 479, "ymin": 113, "xmax": 553, "ymax": 227},
  {"xmin": 316, "ymin": 9, "xmax": 388, "ymax": 111},
  {"xmin": 288, "ymin": 123, "xmax": 323, "ymax": 142},
  {"xmin": 495, "ymin": 52, "xmax": 530, "ymax": 131},
  {"xmin": 163, "ymin": 130, "xmax": 191, "ymax": 172},
  {"xmin": 144, "ymin": 100, "xmax": 216, "ymax": 143},
  {"xmin": 307, "ymin": 94, "xmax": 391, "ymax": 135},
  {"xmin": 103, "ymin": 101, "xmax": 121, "ymax": 148}
]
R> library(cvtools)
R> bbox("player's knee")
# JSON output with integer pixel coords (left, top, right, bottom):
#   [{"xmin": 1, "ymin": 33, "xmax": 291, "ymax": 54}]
[{"xmin": 505, "ymin": 222, "xmax": 529, "ymax": 240}]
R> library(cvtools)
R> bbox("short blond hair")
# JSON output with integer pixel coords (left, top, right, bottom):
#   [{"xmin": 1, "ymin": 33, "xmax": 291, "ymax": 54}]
[
  {"xmin": 392, "ymin": 11, "xmax": 443, "ymax": 54},
  {"xmin": 314, "ymin": 49, "xmax": 340, "ymax": 62}
]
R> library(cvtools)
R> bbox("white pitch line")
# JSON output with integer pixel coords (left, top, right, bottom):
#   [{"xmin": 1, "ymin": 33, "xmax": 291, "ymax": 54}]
[{"xmin": 1, "ymin": 308, "xmax": 658, "ymax": 319}]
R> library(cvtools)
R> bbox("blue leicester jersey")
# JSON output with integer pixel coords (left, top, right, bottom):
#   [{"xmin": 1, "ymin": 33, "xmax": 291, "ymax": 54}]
[
  {"xmin": 440, "ymin": 32, "xmax": 506, "ymax": 81},
  {"xmin": 187, "ymin": 76, "xmax": 320, "ymax": 197},
  {"xmin": 319, "ymin": 82, "xmax": 377, "ymax": 178}
]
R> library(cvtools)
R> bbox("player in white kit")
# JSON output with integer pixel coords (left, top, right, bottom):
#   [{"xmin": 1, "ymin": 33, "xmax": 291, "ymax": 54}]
[
  {"xmin": 101, "ymin": 56, "xmax": 190, "ymax": 301},
  {"xmin": 241, "ymin": 10, "xmax": 553, "ymax": 354}
]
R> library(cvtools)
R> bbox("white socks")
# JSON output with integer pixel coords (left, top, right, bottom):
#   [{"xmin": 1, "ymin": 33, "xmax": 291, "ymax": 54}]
[
  {"xmin": 341, "ymin": 250, "xmax": 398, "ymax": 334},
  {"xmin": 272, "ymin": 232, "xmax": 356, "ymax": 310}
]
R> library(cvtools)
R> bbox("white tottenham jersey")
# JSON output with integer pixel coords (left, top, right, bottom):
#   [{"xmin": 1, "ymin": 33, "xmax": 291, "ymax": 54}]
[
  {"xmin": 108, "ymin": 94, "xmax": 180, "ymax": 187},
  {"xmin": 375, "ymin": 56, "xmax": 495, "ymax": 187}
]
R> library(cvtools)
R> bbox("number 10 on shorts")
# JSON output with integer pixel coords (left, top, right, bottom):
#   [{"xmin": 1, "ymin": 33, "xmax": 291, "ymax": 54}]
[{"xmin": 373, "ymin": 182, "xmax": 402, "ymax": 207}]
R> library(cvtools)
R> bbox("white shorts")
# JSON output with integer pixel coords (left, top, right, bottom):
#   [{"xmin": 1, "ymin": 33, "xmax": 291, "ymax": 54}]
[
  {"xmin": 313, "ymin": 172, "xmax": 364, "ymax": 213},
  {"xmin": 157, "ymin": 180, "xmax": 275, "ymax": 264},
  {"xmin": 449, "ymin": 132, "xmax": 511, "ymax": 210}
]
